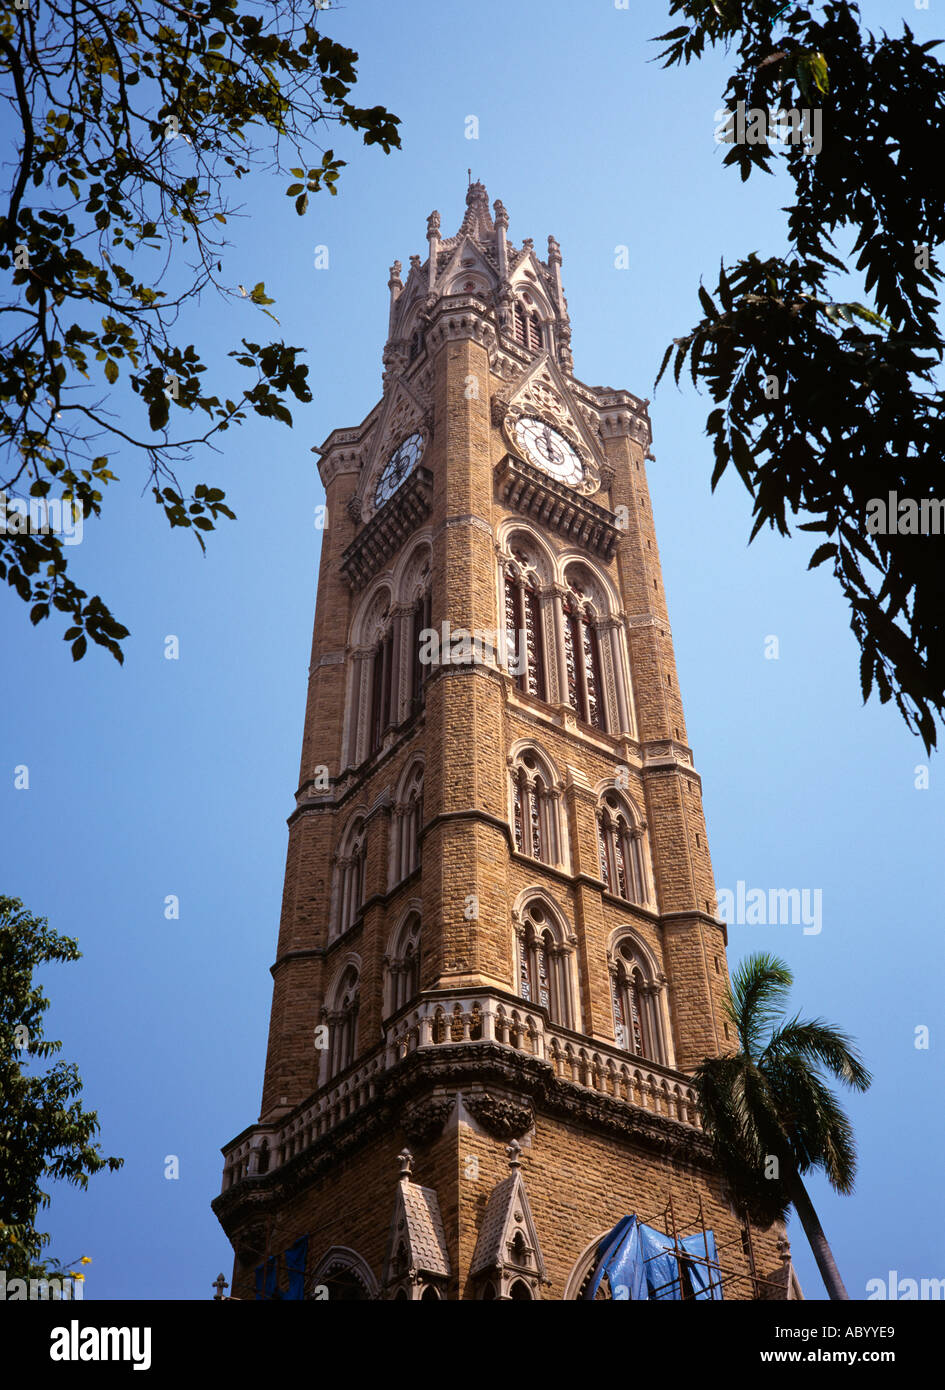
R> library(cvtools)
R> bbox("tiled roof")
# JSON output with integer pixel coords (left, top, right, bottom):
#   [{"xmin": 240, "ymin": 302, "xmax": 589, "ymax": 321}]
[
  {"xmin": 470, "ymin": 1173, "xmax": 518, "ymax": 1274},
  {"xmin": 401, "ymin": 1181, "xmax": 450, "ymax": 1277}
]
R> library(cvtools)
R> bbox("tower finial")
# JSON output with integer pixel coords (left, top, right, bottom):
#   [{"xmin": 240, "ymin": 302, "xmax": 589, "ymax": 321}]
[
  {"xmin": 398, "ymin": 1148, "xmax": 414, "ymax": 1180},
  {"xmin": 458, "ymin": 179, "xmax": 494, "ymax": 241},
  {"xmin": 507, "ymin": 1139, "xmax": 522, "ymax": 1170},
  {"xmin": 467, "ymin": 167, "xmax": 472, "ymax": 187}
]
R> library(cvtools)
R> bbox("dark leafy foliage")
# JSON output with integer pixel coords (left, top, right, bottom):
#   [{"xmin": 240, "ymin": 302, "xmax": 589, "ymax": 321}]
[
  {"xmin": 654, "ymin": 2, "xmax": 945, "ymax": 749},
  {"xmin": 0, "ymin": 2, "xmax": 400, "ymax": 661},
  {"xmin": 0, "ymin": 897, "xmax": 123, "ymax": 1277}
]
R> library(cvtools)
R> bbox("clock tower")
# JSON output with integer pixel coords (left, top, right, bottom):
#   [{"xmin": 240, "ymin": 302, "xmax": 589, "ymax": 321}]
[{"xmin": 212, "ymin": 182, "xmax": 800, "ymax": 1301}]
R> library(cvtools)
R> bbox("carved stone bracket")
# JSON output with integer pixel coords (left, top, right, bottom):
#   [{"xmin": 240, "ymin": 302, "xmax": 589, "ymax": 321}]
[
  {"xmin": 463, "ymin": 1091, "xmax": 534, "ymax": 1139},
  {"xmin": 490, "ymin": 394, "xmax": 510, "ymax": 428},
  {"xmin": 401, "ymin": 1094, "xmax": 456, "ymax": 1145}
]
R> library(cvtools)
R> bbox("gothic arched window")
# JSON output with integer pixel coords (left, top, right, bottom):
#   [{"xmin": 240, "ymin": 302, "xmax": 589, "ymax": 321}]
[
  {"xmin": 325, "ymin": 964, "xmax": 360, "ymax": 1079},
  {"xmin": 391, "ymin": 763, "xmax": 423, "ymax": 884},
  {"xmin": 410, "ymin": 588, "xmax": 433, "ymax": 714},
  {"xmin": 509, "ymin": 746, "xmax": 564, "ymax": 869},
  {"xmin": 348, "ymin": 589, "xmax": 397, "ymax": 767},
  {"xmin": 516, "ymin": 901, "xmax": 575, "ymax": 1029},
  {"xmin": 563, "ymin": 582, "xmax": 605, "ymax": 729},
  {"xmin": 504, "ymin": 550, "xmax": 546, "ymax": 700},
  {"xmin": 597, "ymin": 792, "xmax": 649, "ymax": 906},
  {"xmin": 385, "ymin": 912, "xmax": 421, "ymax": 1016},
  {"xmin": 608, "ymin": 937, "xmax": 668, "ymax": 1065},
  {"xmin": 513, "ymin": 302, "xmax": 544, "ymax": 352},
  {"xmin": 309, "ymin": 1248, "xmax": 377, "ymax": 1301},
  {"xmin": 370, "ymin": 622, "xmax": 395, "ymax": 754},
  {"xmin": 334, "ymin": 817, "xmax": 367, "ymax": 938}
]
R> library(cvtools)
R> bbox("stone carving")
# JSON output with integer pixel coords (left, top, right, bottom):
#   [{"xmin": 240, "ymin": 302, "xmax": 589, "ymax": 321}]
[
  {"xmin": 464, "ymin": 1092, "xmax": 534, "ymax": 1139},
  {"xmin": 401, "ymin": 1094, "xmax": 455, "ymax": 1144},
  {"xmin": 235, "ymin": 1220, "xmax": 268, "ymax": 1266}
]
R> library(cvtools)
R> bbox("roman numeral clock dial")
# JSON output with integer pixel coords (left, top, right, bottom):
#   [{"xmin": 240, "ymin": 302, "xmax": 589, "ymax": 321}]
[
  {"xmin": 374, "ymin": 432, "xmax": 424, "ymax": 508},
  {"xmin": 515, "ymin": 416, "xmax": 585, "ymax": 487}
]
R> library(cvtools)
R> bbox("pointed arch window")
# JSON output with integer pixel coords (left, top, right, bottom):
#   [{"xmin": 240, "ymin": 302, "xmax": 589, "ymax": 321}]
[
  {"xmin": 563, "ymin": 583, "xmax": 604, "ymax": 729},
  {"xmin": 370, "ymin": 624, "xmax": 395, "ymax": 754},
  {"xmin": 335, "ymin": 818, "xmax": 367, "ymax": 937},
  {"xmin": 385, "ymin": 913, "xmax": 421, "ymax": 1016},
  {"xmin": 516, "ymin": 902, "xmax": 574, "ymax": 1029},
  {"xmin": 327, "ymin": 964, "xmax": 360, "ymax": 1078},
  {"xmin": 348, "ymin": 588, "xmax": 405, "ymax": 769},
  {"xmin": 503, "ymin": 551, "xmax": 546, "ymax": 700},
  {"xmin": 609, "ymin": 940, "xmax": 666, "ymax": 1063},
  {"xmin": 410, "ymin": 588, "xmax": 433, "ymax": 714},
  {"xmin": 509, "ymin": 747, "xmax": 564, "ymax": 868},
  {"xmin": 392, "ymin": 764, "xmax": 423, "ymax": 884},
  {"xmin": 597, "ymin": 793, "xmax": 648, "ymax": 905},
  {"xmin": 513, "ymin": 302, "xmax": 544, "ymax": 352}
]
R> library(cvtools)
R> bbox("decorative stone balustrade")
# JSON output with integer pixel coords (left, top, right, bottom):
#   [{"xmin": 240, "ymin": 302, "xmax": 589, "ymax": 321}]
[{"xmin": 219, "ymin": 992, "xmax": 701, "ymax": 1191}]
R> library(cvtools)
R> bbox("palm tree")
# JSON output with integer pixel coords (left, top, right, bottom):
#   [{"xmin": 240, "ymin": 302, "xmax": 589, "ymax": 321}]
[{"xmin": 693, "ymin": 952, "xmax": 871, "ymax": 1300}]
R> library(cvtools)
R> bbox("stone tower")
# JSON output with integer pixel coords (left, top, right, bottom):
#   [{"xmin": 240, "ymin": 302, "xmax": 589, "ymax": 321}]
[{"xmin": 212, "ymin": 183, "xmax": 798, "ymax": 1301}]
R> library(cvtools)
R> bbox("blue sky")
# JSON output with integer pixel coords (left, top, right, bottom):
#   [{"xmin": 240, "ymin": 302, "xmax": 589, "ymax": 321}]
[{"xmin": 2, "ymin": 0, "xmax": 941, "ymax": 1300}]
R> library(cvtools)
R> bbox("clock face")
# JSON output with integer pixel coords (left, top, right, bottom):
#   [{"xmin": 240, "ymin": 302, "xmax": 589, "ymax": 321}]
[
  {"xmin": 515, "ymin": 417, "xmax": 584, "ymax": 486},
  {"xmin": 374, "ymin": 432, "xmax": 424, "ymax": 507}
]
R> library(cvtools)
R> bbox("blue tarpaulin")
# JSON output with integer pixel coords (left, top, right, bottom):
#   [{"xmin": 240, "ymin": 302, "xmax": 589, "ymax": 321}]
[
  {"xmin": 254, "ymin": 1254, "xmax": 280, "ymax": 1300},
  {"xmin": 285, "ymin": 1236, "xmax": 308, "ymax": 1301},
  {"xmin": 582, "ymin": 1215, "xmax": 722, "ymax": 1300},
  {"xmin": 253, "ymin": 1239, "xmax": 308, "ymax": 1300}
]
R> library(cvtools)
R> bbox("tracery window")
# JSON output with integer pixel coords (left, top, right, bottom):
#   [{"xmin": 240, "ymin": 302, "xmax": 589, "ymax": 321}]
[
  {"xmin": 563, "ymin": 582, "xmax": 604, "ymax": 729},
  {"xmin": 609, "ymin": 938, "xmax": 667, "ymax": 1064},
  {"xmin": 503, "ymin": 550, "xmax": 546, "ymax": 700},
  {"xmin": 516, "ymin": 901, "xmax": 574, "ymax": 1029},
  {"xmin": 349, "ymin": 560, "xmax": 432, "ymax": 768},
  {"xmin": 509, "ymin": 747, "xmax": 563, "ymax": 868},
  {"xmin": 513, "ymin": 302, "xmax": 544, "ymax": 352},
  {"xmin": 334, "ymin": 818, "xmax": 366, "ymax": 938},
  {"xmin": 349, "ymin": 590, "xmax": 397, "ymax": 765},
  {"xmin": 410, "ymin": 588, "xmax": 433, "ymax": 714},
  {"xmin": 392, "ymin": 763, "xmax": 423, "ymax": 884},
  {"xmin": 370, "ymin": 624, "xmax": 395, "ymax": 754},
  {"xmin": 326, "ymin": 964, "xmax": 360, "ymax": 1079},
  {"xmin": 385, "ymin": 913, "xmax": 421, "ymax": 1016},
  {"xmin": 597, "ymin": 792, "xmax": 649, "ymax": 905},
  {"xmin": 496, "ymin": 543, "xmax": 635, "ymax": 738}
]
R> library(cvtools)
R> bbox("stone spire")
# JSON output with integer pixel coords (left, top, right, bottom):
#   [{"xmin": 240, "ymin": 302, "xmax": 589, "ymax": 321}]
[{"xmin": 457, "ymin": 180, "xmax": 495, "ymax": 242}]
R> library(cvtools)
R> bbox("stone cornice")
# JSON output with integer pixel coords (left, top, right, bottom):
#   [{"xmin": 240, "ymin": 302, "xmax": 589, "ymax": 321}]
[
  {"xmin": 212, "ymin": 1041, "xmax": 714, "ymax": 1245},
  {"xmin": 340, "ymin": 466, "xmax": 434, "ymax": 588},
  {"xmin": 494, "ymin": 453, "xmax": 621, "ymax": 561}
]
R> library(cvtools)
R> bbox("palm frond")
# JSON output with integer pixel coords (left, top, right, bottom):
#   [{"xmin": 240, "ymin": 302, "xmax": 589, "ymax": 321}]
[
  {"xmin": 762, "ymin": 1018, "xmax": 872, "ymax": 1091},
  {"xmin": 696, "ymin": 951, "xmax": 869, "ymax": 1223},
  {"xmin": 725, "ymin": 953, "xmax": 793, "ymax": 1058}
]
